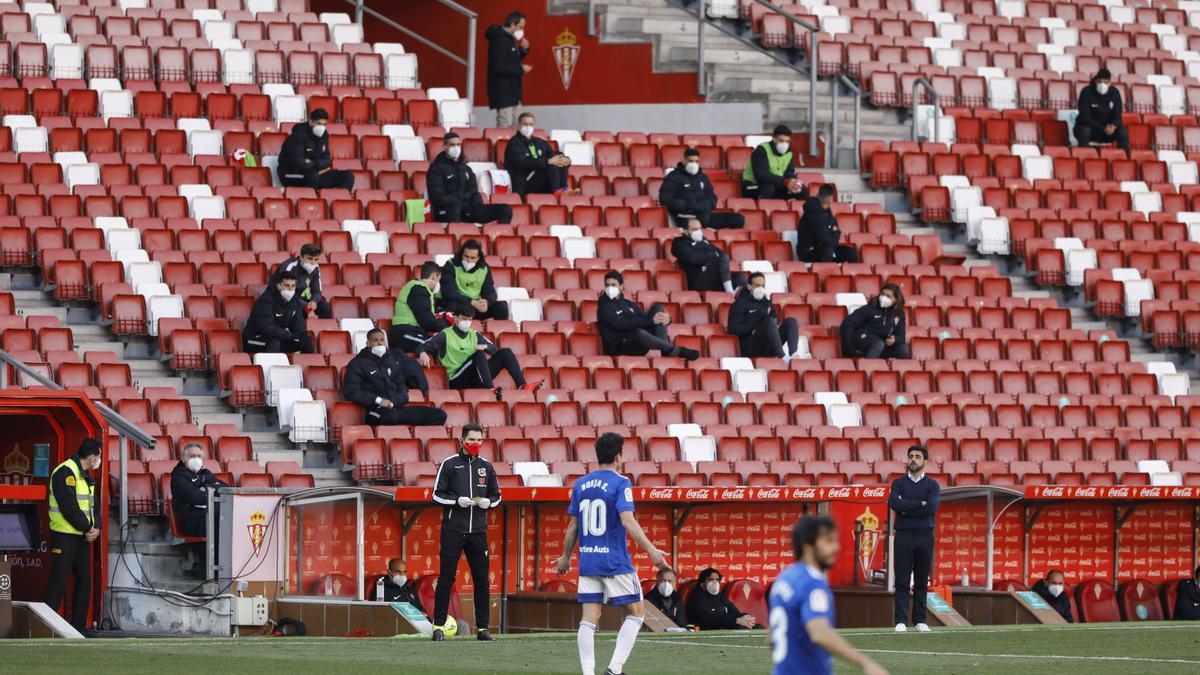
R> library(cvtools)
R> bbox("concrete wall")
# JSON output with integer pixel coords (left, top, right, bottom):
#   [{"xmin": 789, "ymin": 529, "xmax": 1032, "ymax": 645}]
[{"xmin": 471, "ymin": 102, "xmax": 764, "ymax": 134}]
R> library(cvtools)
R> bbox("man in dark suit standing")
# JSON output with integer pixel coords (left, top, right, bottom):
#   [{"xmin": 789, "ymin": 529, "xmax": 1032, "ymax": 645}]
[{"xmin": 888, "ymin": 445, "xmax": 940, "ymax": 633}]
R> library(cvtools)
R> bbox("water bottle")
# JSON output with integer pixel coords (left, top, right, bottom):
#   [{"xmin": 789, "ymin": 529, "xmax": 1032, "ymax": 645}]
[
  {"xmin": 376, "ymin": 576, "xmax": 386, "ymax": 602},
  {"xmin": 960, "ymin": 567, "xmax": 969, "ymax": 587},
  {"xmin": 324, "ymin": 575, "xmax": 332, "ymax": 596}
]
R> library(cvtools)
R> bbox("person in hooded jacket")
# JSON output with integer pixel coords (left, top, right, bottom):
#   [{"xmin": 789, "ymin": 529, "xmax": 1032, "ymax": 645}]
[
  {"xmin": 276, "ymin": 108, "xmax": 354, "ymax": 190},
  {"xmin": 504, "ymin": 111, "xmax": 570, "ymax": 198},
  {"xmin": 242, "ymin": 271, "xmax": 314, "ymax": 353},
  {"xmin": 686, "ymin": 568, "xmax": 758, "ymax": 630},
  {"xmin": 796, "ymin": 183, "xmax": 858, "ymax": 263},
  {"xmin": 1074, "ymin": 68, "xmax": 1129, "ymax": 150},
  {"xmin": 485, "ymin": 12, "xmax": 530, "ymax": 129},
  {"xmin": 427, "ymin": 132, "xmax": 513, "ymax": 224},
  {"xmin": 840, "ymin": 284, "xmax": 909, "ymax": 359},
  {"xmin": 439, "ymin": 239, "xmax": 508, "ymax": 321},
  {"xmin": 342, "ymin": 329, "xmax": 448, "ymax": 427},
  {"xmin": 269, "ymin": 244, "xmax": 331, "ymax": 319},
  {"xmin": 727, "ymin": 272, "xmax": 801, "ymax": 360},
  {"xmin": 670, "ymin": 219, "xmax": 739, "ymax": 294},
  {"xmin": 597, "ymin": 271, "xmax": 699, "ymax": 360},
  {"xmin": 659, "ymin": 147, "xmax": 744, "ymax": 229}
]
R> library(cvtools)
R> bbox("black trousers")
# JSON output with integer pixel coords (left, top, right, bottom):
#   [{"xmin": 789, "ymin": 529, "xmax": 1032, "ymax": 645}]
[
  {"xmin": 670, "ymin": 212, "xmax": 745, "ymax": 230},
  {"xmin": 243, "ymin": 332, "xmax": 314, "ymax": 354},
  {"xmin": 449, "ymin": 348, "xmax": 526, "ymax": 389},
  {"xmin": 366, "ymin": 404, "xmax": 448, "ymax": 426},
  {"xmin": 684, "ymin": 253, "xmax": 737, "ymax": 293},
  {"xmin": 43, "ymin": 531, "xmax": 91, "ymax": 631},
  {"xmin": 518, "ymin": 163, "xmax": 569, "ymax": 196},
  {"xmin": 444, "ymin": 300, "xmax": 509, "ymax": 321},
  {"xmin": 605, "ymin": 304, "xmax": 678, "ymax": 356},
  {"xmin": 741, "ymin": 317, "xmax": 800, "ymax": 358},
  {"xmin": 852, "ymin": 335, "xmax": 911, "ymax": 360},
  {"xmin": 385, "ymin": 349, "xmax": 430, "ymax": 397},
  {"xmin": 893, "ymin": 530, "xmax": 934, "ymax": 625},
  {"xmin": 433, "ymin": 202, "xmax": 513, "ymax": 225},
  {"xmin": 279, "ymin": 168, "xmax": 355, "ymax": 190},
  {"xmin": 434, "ymin": 529, "xmax": 490, "ymax": 629},
  {"xmin": 1073, "ymin": 124, "xmax": 1130, "ymax": 151},
  {"xmin": 800, "ymin": 244, "xmax": 860, "ymax": 264},
  {"xmin": 740, "ymin": 180, "xmax": 801, "ymax": 200},
  {"xmin": 389, "ymin": 325, "xmax": 430, "ymax": 355}
]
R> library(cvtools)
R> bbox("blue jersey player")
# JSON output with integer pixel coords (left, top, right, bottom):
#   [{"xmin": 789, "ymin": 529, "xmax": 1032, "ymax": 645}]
[
  {"xmin": 769, "ymin": 516, "xmax": 888, "ymax": 675},
  {"xmin": 555, "ymin": 432, "xmax": 670, "ymax": 675}
]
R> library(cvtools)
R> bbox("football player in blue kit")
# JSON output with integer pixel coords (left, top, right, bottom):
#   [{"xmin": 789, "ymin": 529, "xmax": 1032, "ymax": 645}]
[
  {"xmin": 555, "ymin": 432, "xmax": 670, "ymax": 675},
  {"xmin": 769, "ymin": 515, "xmax": 888, "ymax": 675}
]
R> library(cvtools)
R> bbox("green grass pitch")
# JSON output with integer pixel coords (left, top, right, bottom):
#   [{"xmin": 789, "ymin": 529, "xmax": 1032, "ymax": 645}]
[{"xmin": 7, "ymin": 622, "xmax": 1200, "ymax": 674}]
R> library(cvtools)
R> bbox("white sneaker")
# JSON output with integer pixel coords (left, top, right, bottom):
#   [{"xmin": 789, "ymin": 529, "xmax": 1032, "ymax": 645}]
[
  {"xmin": 894, "ymin": 623, "xmax": 907, "ymax": 632},
  {"xmin": 915, "ymin": 623, "xmax": 931, "ymax": 632}
]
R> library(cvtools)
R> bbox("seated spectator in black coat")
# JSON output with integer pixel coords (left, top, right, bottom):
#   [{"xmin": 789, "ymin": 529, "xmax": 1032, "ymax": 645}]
[
  {"xmin": 597, "ymin": 271, "xmax": 699, "ymax": 360},
  {"xmin": 504, "ymin": 112, "xmax": 570, "ymax": 198},
  {"xmin": 796, "ymin": 183, "xmax": 858, "ymax": 263},
  {"xmin": 740, "ymin": 124, "xmax": 804, "ymax": 200},
  {"xmin": 1174, "ymin": 566, "xmax": 1200, "ymax": 620},
  {"xmin": 416, "ymin": 304, "xmax": 542, "ymax": 397},
  {"xmin": 170, "ymin": 442, "xmax": 228, "ymax": 537},
  {"xmin": 343, "ymin": 329, "xmax": 448, "ymax": 427},
  {"xmin": 644, "ymin": 568, "xmax": 686, "ymax": 627},
  {"xmin": 840, "ymin": 284, "xmax": 909, "ymax": 360},
  {"xmin": 727, "ymin": 272, "xmax": 800, "ymax": 360},
  {"xmin": 685, "ymin": 568, "xmax": 758, "ymax": 630},
  {"xmin": 659, "ymin": 147, "xmax": 744, "ymax": 230},
  {"xmin": 390, "ymin": 261, "xmax": 451, "ymax": 354},
  {"xmin": 427, "ymin": 132, "xmax": 512, "ymax": 224},
  {"xmin": 1074, "ymin": 69, "xmax": 1129, "ymax": 151},
  {"xmin": 276, "ymin": 108, "xmax": 355, "ymax": 190},
  {"xmin": 1031, "ymin": 570, "xmax": 1074, "ymax": 623},
  {"xmin": 242, "ymin": 271, "xmax": 314, "ymax": 354},
  {"xmin": 439, "ymin": 239, "xmax": 508, "ymax": 321},
  {"xmin": 378, "ymin": 557, "xmax": 425, "ymax": 610},
  {"xmin": 269, "ymin": 243, "xmax": 331, "ymax": 319},
  {"xmin": 670, "ymin": 219, "xmax": 738, "ymax": 294}
]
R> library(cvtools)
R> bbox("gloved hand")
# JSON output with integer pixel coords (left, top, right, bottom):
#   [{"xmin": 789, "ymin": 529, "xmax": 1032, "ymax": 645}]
[
  {"xmin": 475, "ymin": 497, "xmax": 491, "ymax": 509},
  {"xmin": 457, "ymin": 496, "xmax": 474, "ymax": 508},
  {"xmin": 436, "ymin": 311, "xmax": 456, "ymax": 325}
]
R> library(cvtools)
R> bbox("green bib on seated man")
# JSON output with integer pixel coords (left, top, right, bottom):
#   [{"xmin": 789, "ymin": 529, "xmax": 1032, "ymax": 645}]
[
  {"xmin": 439, "ymin": 327, "xmax": 479, "ymax": 373},
  {"xmin": 393, "ymin": 279, "xmax": 436, "ymax": 327}
]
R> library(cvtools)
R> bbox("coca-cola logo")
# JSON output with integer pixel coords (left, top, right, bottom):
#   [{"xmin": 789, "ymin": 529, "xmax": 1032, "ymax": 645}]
[
  {"xmin": 684, "ymin": 488, "xmax": 711, "ymax": 500},
  {"xmin": 1170, "ymin": 487, "xmax": 1192, "ymax": 497},
  {"xmin": 755, "ymin": 488, "xmax": 782, "ymax": 499},
  {"xmin": 791, "ymin": 488, "xmax": 818, "ymax": 499},
  {"xmin": 1107, "ymin": 487, "xmax": 1131, "ymax": 498},
  {"xmin": 862, "ymin": 486, "xmax": 887, "ymax": 498},
  {"xmin": 827, "ymin": 487, "xmax": 853, "ymax": 498},
  {"xmin": 1074, "ymin": 486, "xmax": 1098, "ymax": 497},
  {"xmin": 647, "ymin": 488, "xmax": 674, "ymax": 499},
  {"xmin": 1139, "ymin": 487, "xmax": 1163, "ymax": 498},
  {"xmin": 720, "ymin": 488, "xmax": 746, "ymax": 500},
  {"xmin": 1041, "ymin": 486, "xmax": 1066, "ymax": 497}
]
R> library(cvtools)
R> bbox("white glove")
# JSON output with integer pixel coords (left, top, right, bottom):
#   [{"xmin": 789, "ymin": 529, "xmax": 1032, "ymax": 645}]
[
  {"xmin": 457, "ymin": 496, "xmax": 474, "ymax": 508},
  {"xmin": 475, "ymin": 497, "xmax": 491, "ymax": 509}
]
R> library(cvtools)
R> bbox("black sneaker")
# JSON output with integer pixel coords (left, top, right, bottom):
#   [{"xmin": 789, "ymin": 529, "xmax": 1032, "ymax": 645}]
[
  {"xmin": 677, "ymin": 347, "xmax": 700, "ymax": 361},
  {"xmin": 493, "ymin": 386, "xmax": 503, "ymax": 401},
  {"xmin": 477, "ymin": 628, "xmax": 495, "ymax": 641},
  {"xmin": 603, "ymin": 669, "xmax": 623, "ymax": 675},
  {"xmin": 431, "ymin": 628, "xmax": 444, "ymax": 642}
]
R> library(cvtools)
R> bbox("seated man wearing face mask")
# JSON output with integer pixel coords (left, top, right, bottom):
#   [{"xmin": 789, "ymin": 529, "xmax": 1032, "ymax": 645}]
[
  {"xmin": 659, "ymin": 147, "xmax": 745, "ymax": 230},
  {"xmin": 597, "ymin": 270, "xmax": 700, "ymax": 361},
  {"xmin": 1074, "ymin": 69, "xmax": 1129, "ymax": 151},
  {"xmin": 728, "ymin": 272, "xmax": 801, "ymax": 360},
  {"xmin": 242, "ymin": 271, "xmax": 315, "ymax": 354},
  {"xmin": 504, "ymin": 112, "xmax": 570, "ymax": 198},
  {"xmin": 377, "ymin": 557, "xmax": 425, "ymax": 609},
  {"xmin": 670, "ymin": 219, "xmax": 739, "ymax": 294},
  {"xmin": 416, "ymin": 304, "xmax": 543, "ymax": 397},
  {"xmin": 276, "ymin": 107, "xmax": 355, "ymax": 190},
  {"xmin": 343, "ymin": 329, "xmax": 449, "ymax": 427},
  {"xmin": 840, "ymin": 284, "xmax": 909, "ymax": 360},
  {"xmin": 170, "ymin": 442, "xmax": 229, "ymax": 538},
  {"xmin": 1031, "ymin": 570, "xmax": 1074, "ymax": 623},
  {"xmin": 644, "ymin": 567, "xmax": 686, "ymax": 627},
  {"xmin": 686, "ymin": 567, "xmax": 759, "ymax": 630},
  {"xmin": 428, "ymin": 132, "xmax": 513, "ymax": 224},
  {"xmin": 740, "ymin": 124, "xmax": 805, "ymax": 200},
  {"xmin": 270, "ymin": 244, "xmax": 331, "ymax": 319},
  {"xmin": 797, "ymin": 183, "xmax": 858, "ymax": 263},
  {"xmin": 439, "ymin": 239, "xmax": 509, "ymax": 321}
]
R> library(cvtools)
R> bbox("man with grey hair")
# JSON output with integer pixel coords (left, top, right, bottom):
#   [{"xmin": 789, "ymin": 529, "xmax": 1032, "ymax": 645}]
[{"xmin": 170, "ymin": 442, "xmax": 228, "ymax": 537}]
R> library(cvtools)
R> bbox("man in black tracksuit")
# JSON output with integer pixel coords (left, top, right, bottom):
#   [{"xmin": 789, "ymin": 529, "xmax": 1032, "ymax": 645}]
[
  {"xmin": 428, "ymin": 132, "xmax": 512, "ymax": 224},
  {"xmin": 888, "ymin": 445, "xmax": 940, "ymax": 631},
  {"xmin": 485, "ymin": 12, "xmax": 529, "ymax": 128},
  {"xmin": 1074, "ymin": 68, "xmax": 1129, "ymax": 150},
  {"xmin": 242, "ymin": 271, "xmax": 314, "ymax": 354},
  {"xmin": 1031, "ymin": 570, "xmax": 1074, "ymax": 623},
  {"xmin": 43, "ymin": 438, "xmax": 101, "ymax": 632},
  {"xmin": 727, "ymin": 272, "xmax": 800, "ymax": 359},
  {"xmin": 431, "ymin": 424, "xmax": 501, "ymax": 642},
  {"xmin": 659, "ymin": 147, "xmax": 744, "ymax": 229},
  {"xmin": 504, "ymin": 112, "xmax": 569, "ymax": 198},
  {"xmin": 840, "ymin": 283, "xmax": 909, "ymax": 360},
  {"xmin": 796, "ymin": 183, "xmax": 858, "ymax": 263},
  {"xmin": 670, "ymin": 219, "xmax": 738, "ymax": 294},
  {"xmin": 1173, "ymin": 566, "xmax": 1200, "ymax": 620},
  {"xmin": 170, "ymin": 441, "xmax": 228, "ymax": 537},
  {"xmin": 276, "ymin": 107, "xmax": 354, "ymax": 190},
  {"xmin": 343, "ymin": 329, "xmax": 447, "ymax": 427},
  {"xmin": 597, "ymin": 270, "xmax": 699, "ymax": 360},
  {"xmin": 269, "ymin": 243, "xmax": 331, "ymax": 319}
]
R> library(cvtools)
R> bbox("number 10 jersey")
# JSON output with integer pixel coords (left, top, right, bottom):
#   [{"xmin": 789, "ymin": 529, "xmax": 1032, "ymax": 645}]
[{"xmin": 568, "ymin": 469, "xmax": 636, "ymax": 576}]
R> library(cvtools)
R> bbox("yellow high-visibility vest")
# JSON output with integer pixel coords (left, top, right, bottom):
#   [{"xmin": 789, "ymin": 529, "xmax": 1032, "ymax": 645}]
[{"xmin": 48, "ymin": 459, "xmax": 94, "ymax": 535}]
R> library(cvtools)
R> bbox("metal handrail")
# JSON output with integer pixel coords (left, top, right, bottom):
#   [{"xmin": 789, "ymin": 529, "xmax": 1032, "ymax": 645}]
[
  {"xmin": 748, "ymin": 0, "xmax": 820, "ymax": 159},
  {"xmin": 910, "ymin": 77, "xmax": 941, "ymax": 143},
  {"xmin": 830, "ymin": 75, "xmax": 862, "ymax": 170},
  {"xmin": 588, "ymin": 0, "xmax": 598, "ymax": 37},
  {"xmin": 347, "ymin": 0, "xmax": 478, "ymax": 107}
]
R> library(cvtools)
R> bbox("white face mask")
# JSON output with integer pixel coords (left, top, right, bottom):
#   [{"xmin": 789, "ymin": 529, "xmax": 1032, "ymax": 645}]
[
  {"xmin": 519, "ymin": 125, "xmax": 534, "ymax": 138},
  {"xmin": 605, "ymin": 286, "xmax": 620, "ymax": 299},
  {"xmin": 512, "ymin": 28, "xmax": 525, "ymax": 41},
  {"xmin": 457, "ymin": 319, "xmax": 472, "ymax": 332},
  {"xmin": 311, "ymin": 124, "xmax": 326, "ymax": 137},
  {"xmin": 279, "ymin": 288, "xmax": 295, "ymax": 302},
  {"xmin": 371, "ymin": 345, "xmax": 387, "ymax": 358},
  {"xmin": 1047, "ymin": 583, "xmax": 1064, "ymax": 598},
  {"xmin": 775, "ymin": 141, "xmax": 789, "ymax": 155},
  {"xmin": 685, "ymin": 162, "xmax": 700, "ymax": 175},
  {"xmin": 1096, "ymin": 82, "xmax": 1110, "ymax": 95},
  {"xmin": 751, "ymin": 286, "xmax": 767, "ymax": 301},
  {"xmin": 432, "ymin": 282, "xmax": 441, "ymax": 295},
  {"xmin": 706, "ymin": 580, "xmax": 721, "ymax": 595},
  {"xmin": 462, "ymin": 260, "xmax": 477, "ymax": 271},
  {"xmin": 447, "ymin": 145, "xmax": 462, "ymax": 160},
  {"xmin": 391, "ymin": 574, "xmax": 407, "ymax": 587},
  {"xmin": 301, "ymin": 261, "xmax": 317, "ymax": 273},
  {"xmin": 186, "ymin": 457, "xmax": 203, "ymax": 473},
  {"xmin": 658, "ymin": 581, "xmax": 674, "ymax": 597},
  {"xmin": 878, "ymin": 295, "xmax": 894, "ymax": 309},
  {"xmin": 689, "ymin": 229, "xmax": 704, "ymax": 242}
]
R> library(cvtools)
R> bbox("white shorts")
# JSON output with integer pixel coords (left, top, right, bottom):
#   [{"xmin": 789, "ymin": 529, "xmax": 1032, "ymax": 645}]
[{"xmin": 578, "ymin": 573, "xmax": 642, "ymax": 606}]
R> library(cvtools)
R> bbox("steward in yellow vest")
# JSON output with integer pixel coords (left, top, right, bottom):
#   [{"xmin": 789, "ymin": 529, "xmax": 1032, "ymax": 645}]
[
  {"xmin": 43, "ymin": 438, "xmax": 101, "ymax": 631},
  {"xmin": 740, "ymin": 124, "xmax": 804, "ymax": 200},
  {"xmin": 415, "ymin": 304, "xmax": 542, "ymax": 397},
  {"xmin": 390, "ymin": 261, "xmax": 451, "ymax": 354}
]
